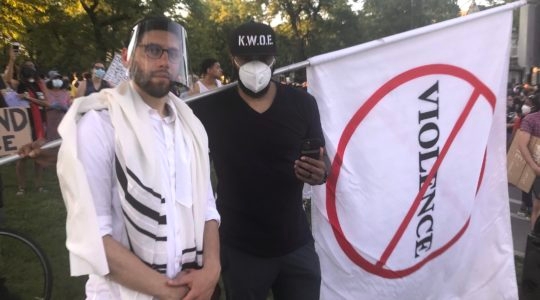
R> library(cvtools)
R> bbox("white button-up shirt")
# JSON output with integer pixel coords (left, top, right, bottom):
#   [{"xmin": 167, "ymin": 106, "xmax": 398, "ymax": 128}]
[{"xmin": 77, "ymin": 100, "xmax": 219, "ymax": 299}]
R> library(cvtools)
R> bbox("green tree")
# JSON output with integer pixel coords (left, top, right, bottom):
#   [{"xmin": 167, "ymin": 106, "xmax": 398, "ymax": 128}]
[
  {"xmin": 1, "ymin": 0, "xmax": 487, "ymax": 84},
  {"xmin": 258, "ymin": 0, "xmax": 363, "ymax": 81},
  {"xmin": 183, "ymin": 0, "xmax": 263, "ymax": 80},
  {"xmin": 361, "ymin": 0, "xmax": 460, "ymax": 41},
  {"xmin": 0, "ymin": 0, "xmax": 49, "ymax": 44}
]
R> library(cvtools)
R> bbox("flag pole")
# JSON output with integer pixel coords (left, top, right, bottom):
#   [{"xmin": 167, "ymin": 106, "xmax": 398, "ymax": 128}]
[
  {"xmin": 0, "ymin": 139, "xmax": 62, "ymax": 166},
  {"xmin": 0, "ymin": 60, "xmax": 311, "ymax": 167}
]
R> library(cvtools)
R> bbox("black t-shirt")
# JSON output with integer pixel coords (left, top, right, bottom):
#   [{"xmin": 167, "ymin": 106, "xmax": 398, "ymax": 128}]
[
  {"xmin": 85, "ymin": 79, "xmax": 111, "ymax": 96},
  {"xmin": 190, "ymin": 82, "xmax": 325, "ymax": 257},
  {"xmin": 17, "ymin": 80, "xmax": 42, "ymax": 96}
]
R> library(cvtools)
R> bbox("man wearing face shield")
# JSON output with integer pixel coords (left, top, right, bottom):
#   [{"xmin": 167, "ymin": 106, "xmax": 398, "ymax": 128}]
[
  {"xmin": 57, "ymin": 16, "xmax": 220, "ymax": 299},
  {"xmin": 190, "ymin": 21, "xmax": 325, "ymax": 300}
]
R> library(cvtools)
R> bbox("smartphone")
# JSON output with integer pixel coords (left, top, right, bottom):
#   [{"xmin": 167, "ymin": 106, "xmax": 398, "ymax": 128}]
[
  {"xmin": 12, "ymin": 42, "xmax": 20, "ymax": 53},
  {"xmin": 300, "ymin": 138, "xmax": 322, "ymax": 159}
]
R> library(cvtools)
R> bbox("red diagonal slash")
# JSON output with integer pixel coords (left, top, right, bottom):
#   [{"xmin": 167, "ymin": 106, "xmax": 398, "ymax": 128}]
[{"xmin": 325, "ymin": 64, "xmax": 496, "ymax": 278}]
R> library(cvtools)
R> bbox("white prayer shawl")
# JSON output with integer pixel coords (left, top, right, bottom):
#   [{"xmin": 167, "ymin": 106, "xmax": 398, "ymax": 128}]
[{"xmin": 57, "ymin": 81, "xmax": 210, "ymax": 299}]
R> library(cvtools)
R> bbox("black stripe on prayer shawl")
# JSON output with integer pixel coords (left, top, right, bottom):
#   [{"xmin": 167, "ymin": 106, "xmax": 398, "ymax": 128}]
[
  {"xmin": 125, "ymin": 217, "xmax": 167, "ymax": 274},
  {"xmin": 143, "ymin": 261, "xmax": 167, "ymax": 274},
  {"xmin": 182, "ymin": 246, "xmax": 197, "ymax": 254},
  {"xmin": 182, "ymin": 261, "xmax": 203, "ymax": 270},
  {"xmin": 123, "ymin": 209, "xmax": 167, "ymax": 241},
  {"xmin": 126, "ymin": 166, "xmax": 166, "ymax": 204},
  {"xmin": 181, "ymin": 247, "xmax": 204, "ymax": 255},
  {"xmin": 115, "ymin": 156, "xmax": 167, "ymax": 225}
]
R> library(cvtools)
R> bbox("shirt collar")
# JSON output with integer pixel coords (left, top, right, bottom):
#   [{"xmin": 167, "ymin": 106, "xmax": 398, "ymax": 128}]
[{"xmin": 145, "ymin": 97, "xmax": 177, "ymax": 124}]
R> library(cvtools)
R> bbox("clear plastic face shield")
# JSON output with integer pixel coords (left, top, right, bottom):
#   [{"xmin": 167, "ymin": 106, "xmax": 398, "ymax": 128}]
[{"xmin": 125, "ymin": 17, "xmax": 190, "ymax": 96}]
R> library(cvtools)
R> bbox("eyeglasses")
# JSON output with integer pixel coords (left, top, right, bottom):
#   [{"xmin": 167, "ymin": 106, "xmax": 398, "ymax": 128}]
[
  {"xmin": 138, "ymin": 43, "xmax": 181, "ymax": 62},
  {"xmin": 94, "ymin": 66, "xmax": 105, "ymax": 70},
  {"xmin": 233, "ymin": 55, "xmax": 275, "ymax": 68}
]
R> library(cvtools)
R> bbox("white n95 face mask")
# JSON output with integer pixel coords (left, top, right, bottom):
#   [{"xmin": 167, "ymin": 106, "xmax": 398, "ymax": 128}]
[
  {"xmin": 52, "ymin": 79, "xmax": 63, "ymax": 88},
  {"xmin": 238, "ymin": 61, "xmax": 272, "ymax": 93},
  {"xmin": 522, "ymin": 104, "xmax": 531, "ymax": 115}
]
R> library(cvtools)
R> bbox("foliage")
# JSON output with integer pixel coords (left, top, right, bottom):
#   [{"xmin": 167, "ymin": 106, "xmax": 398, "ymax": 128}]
[
  {"xmin": 360, "ymin": 0, "xmax": 460, "ymax": 41},
  {"xmin": 0, "ymin": 0, "xmax": 497, "ymax": 84},
  {"xmin": 248, "ymin": 0, "xmax": 363, "ymax": 81}
]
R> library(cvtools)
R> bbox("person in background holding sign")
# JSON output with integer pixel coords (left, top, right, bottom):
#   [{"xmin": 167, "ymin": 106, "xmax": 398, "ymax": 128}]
[
  {"xmin": 518, "ymin": 92, "xmax": 540, "ymax": 229},
  {"xmin": 57, "ymin": 16, "xmax": 220, "ymax": 299},
  {"xmin": 188, "ymin": 58, "xmax": 222, "ymax": 95},
  {"xmin": 190, "ymin": 21, "xmax": 326, "ymax": 300},
  {"xmin": 4, "ymin": 45, "xmax": 49, "ymax": 196},
  {"xmin": 75, "ymin": 62, "xmax": 112, "ymax": 97}
]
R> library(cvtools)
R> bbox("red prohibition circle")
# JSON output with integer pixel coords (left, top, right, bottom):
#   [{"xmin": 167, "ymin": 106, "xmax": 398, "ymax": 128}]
[{"xmin": 326, "ymin": 64, "xmax": 496, "ymax": 279}]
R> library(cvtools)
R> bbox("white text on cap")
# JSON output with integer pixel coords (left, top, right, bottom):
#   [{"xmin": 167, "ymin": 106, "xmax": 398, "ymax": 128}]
[{"xmin": 238, "ymin": 35, "xmax": 274, "ymax": 47}]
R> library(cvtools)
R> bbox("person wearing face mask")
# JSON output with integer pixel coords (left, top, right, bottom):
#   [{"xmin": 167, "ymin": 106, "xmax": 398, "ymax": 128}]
[
  {"xmin": 518, "ymin": 93, "xmax": 540, "ymax": 229},
  {"xmin": 9, "ymin": 60, "xmax": 49, "ymax": 196},
  {"xmin": 75, "ymin": 62, "xmax": 112, "ymax": 97},
  {"xmin": 44, "ymin": 70, "xmax": 70, "ymax": 140},
  {"xmin": 190, "ymin": 21, "xmax": 326, "ymax": 300}
]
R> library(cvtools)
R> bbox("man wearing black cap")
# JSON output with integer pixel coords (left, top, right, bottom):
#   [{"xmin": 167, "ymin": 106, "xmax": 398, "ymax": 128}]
[
  {"xmin": 57, "ymin": 16, "xmax": 220, "ymax": 299},
  {"xmin": 190, "ymin": 21, "xmax": 325, "ymax": 299}
]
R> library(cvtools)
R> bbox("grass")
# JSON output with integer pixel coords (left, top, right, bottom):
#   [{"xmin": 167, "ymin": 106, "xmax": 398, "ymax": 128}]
[
  {"xmin": 0, "ymin": 159, "xmax": 527, "ymax": 299},
  {"xmin": 0, "ymin": 160, "xmax": 86, "ymax": 299}
]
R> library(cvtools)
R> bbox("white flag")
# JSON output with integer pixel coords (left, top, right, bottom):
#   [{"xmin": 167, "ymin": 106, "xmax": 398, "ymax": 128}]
[{"xmin": 307, "ymin": 2, "xmax": 523, "ymax": 299}]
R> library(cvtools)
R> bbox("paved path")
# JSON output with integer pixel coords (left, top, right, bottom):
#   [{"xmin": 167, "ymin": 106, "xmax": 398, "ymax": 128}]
[{"xmin": 508, "ymin": 185, "xmax": 531, "ymax": 258}]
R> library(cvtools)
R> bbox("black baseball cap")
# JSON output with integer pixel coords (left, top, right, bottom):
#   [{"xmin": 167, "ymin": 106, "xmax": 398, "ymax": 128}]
[{"xmin": 229, "ymin": 21, "xmax": 277, "ymax": 56}]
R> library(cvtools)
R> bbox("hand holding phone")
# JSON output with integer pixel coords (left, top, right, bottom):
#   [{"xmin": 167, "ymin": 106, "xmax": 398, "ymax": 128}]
[{"xmin": 300, "ymin": 138, "xmax": 322, "ymax": 159}]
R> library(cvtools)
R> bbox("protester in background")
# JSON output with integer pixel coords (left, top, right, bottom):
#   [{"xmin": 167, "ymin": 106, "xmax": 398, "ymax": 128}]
[
  {"xmin": 44, "ymin": 70, "xmax": 70, "ymax": 140},
  {"xmin": 4, "ymin": 45, "xmax": 49, "ymax": 196},
  {"xmin": 188, "ymin": 58, "xmax": 222, "ymax": 95},
  {"xmin": 75, "ymin": 62, "xmax": 112, "ymax": 97},
  {"xmin": 190, "ymin": 21, "xmax": 326, "ymax": 300},
  {"xmin": 57, "ymin": 16, "xmax": 220, "ymax": 299},
  {"xmin": 517, "ymin": 92, "xmax": 540, "ymax": 229},
  {"xmin": 1, "ymin": 56, "xmax": 27, "ymax": 108},
  {"xmin": 513, "ymin": 96, "xmax": 534, "ymax": 219},
  {"xmin": 70, "ymin": 72, "xmax": 82, "ymax": 99}
]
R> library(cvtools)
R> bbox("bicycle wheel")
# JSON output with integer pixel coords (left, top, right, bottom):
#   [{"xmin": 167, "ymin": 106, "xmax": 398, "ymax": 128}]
[{"xmin": 0, "ymin": 228, "xmax": 53, "ymax": 300}]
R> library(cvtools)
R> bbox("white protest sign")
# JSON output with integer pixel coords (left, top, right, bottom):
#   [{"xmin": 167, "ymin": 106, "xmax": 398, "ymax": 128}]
[{"xmin": 103, "ymin": 53, "xmax": 129, "ymax": 87}]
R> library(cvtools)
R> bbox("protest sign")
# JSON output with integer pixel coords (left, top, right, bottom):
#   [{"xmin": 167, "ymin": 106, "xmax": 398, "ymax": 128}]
[
  {"xmin": 103, "ymin": 53, "xmax": 129, "ymax": 87},
  {"xmin": 0, "ymin": 107, "xmax": 32, "ymax": 156}
]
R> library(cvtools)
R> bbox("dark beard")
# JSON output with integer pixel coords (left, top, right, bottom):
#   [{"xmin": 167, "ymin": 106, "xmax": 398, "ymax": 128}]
[
  {"xmin": 237, "ymin": 79, "xmax": 270, "ymax": 98},
  {"xmin": 234, "ymin": 68, "xmax": 270, "ymax": 98},
  {"xmin": 132, "ymin": 65, "xmax": 171, "ymax": 98}
]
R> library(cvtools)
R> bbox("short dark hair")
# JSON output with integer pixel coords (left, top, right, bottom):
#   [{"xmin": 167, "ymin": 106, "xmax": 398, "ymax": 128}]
[{"xmin": 200, "ymin": 58, "xmax": 218, "ymax": 75}]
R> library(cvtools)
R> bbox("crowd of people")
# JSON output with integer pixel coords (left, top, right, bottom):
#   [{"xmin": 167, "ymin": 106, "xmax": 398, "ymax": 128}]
[
  {"xmin": 0, "ymin": 42, "xmax": 230, "ymax": 197},
  {"xmin": 1, "ymin": 46, "xmax": 78, "ymax": 195},
  {"xmin": 33, "ymin": 16, "xmax": 326, "ymax": 300},
  {"xmin": 506, "ymin": 82, "xmax": 540, "ymax": 227}
]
